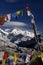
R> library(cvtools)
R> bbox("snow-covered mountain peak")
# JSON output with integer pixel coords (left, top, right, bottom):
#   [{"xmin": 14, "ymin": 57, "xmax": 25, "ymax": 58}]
[
  {"xmin": 11, "ymin": 28, "xmax": 25, "ymax": 35},
  {"xmin": 11, "ymin": 28, "xmax": 34, "ymax": 38},
  {"xmin": 0, "ymin": 28, "xmax": 9, "ymax": 36},
  {"xmin": 0, "ymin": 28, "xmax": 34, "ymax": 38}
]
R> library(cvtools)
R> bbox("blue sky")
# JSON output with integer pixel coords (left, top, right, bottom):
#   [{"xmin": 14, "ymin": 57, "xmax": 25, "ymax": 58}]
[{"xmin": 0, "ymin": 0, "xmax": 43, "ymax": 33}]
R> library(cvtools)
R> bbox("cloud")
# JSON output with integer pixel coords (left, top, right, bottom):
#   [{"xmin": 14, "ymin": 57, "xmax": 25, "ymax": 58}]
[
  {"xmin": 0, "ymin": 21, "xmax": 33, "ymax": 31},
  {"xmin": 1, "ymin": 21, "xmax": 29, "ymax": 30},
  {"xmin": 2, "ymin": 21, "xmax": 27, "ymax": 27}
]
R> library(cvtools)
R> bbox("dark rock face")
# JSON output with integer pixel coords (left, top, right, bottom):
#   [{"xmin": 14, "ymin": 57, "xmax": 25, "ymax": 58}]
[
  {"xmin": 7, "ymin": 33, "xmax": 24, "ymax": 43},
  {"xmin": 17, "ymin": 38, "xmax": 37, "ymax": 48}
]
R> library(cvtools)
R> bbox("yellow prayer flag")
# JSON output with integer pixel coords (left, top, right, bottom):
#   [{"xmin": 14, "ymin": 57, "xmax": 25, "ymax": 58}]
[
  {"xmin": 13, "ymin": 52, "xmax": 18, "ymax": 62},
  {"xmin": 2, "ymin": 59, "xmax": 6, "ymax": 65},
  {"xmin": 16, "ymin": 10, "xmax": 23, "ymax": 16},
  {"xmin": 38, "ymin": 52, "xmax": 43, "ymax": 57}
]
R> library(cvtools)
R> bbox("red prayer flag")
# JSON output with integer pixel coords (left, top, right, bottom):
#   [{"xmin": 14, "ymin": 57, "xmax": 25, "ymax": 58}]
[
  {"xmin": 26, "ymin": 4, "xmax": 30, "ymax": 11},
  {"xmin": 3, "ymin": 51, "xmax": 8, "ymax": 60},
  {"xmin": 0, "ymin": 15, "xmax": 7, "ymax": 25}
]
